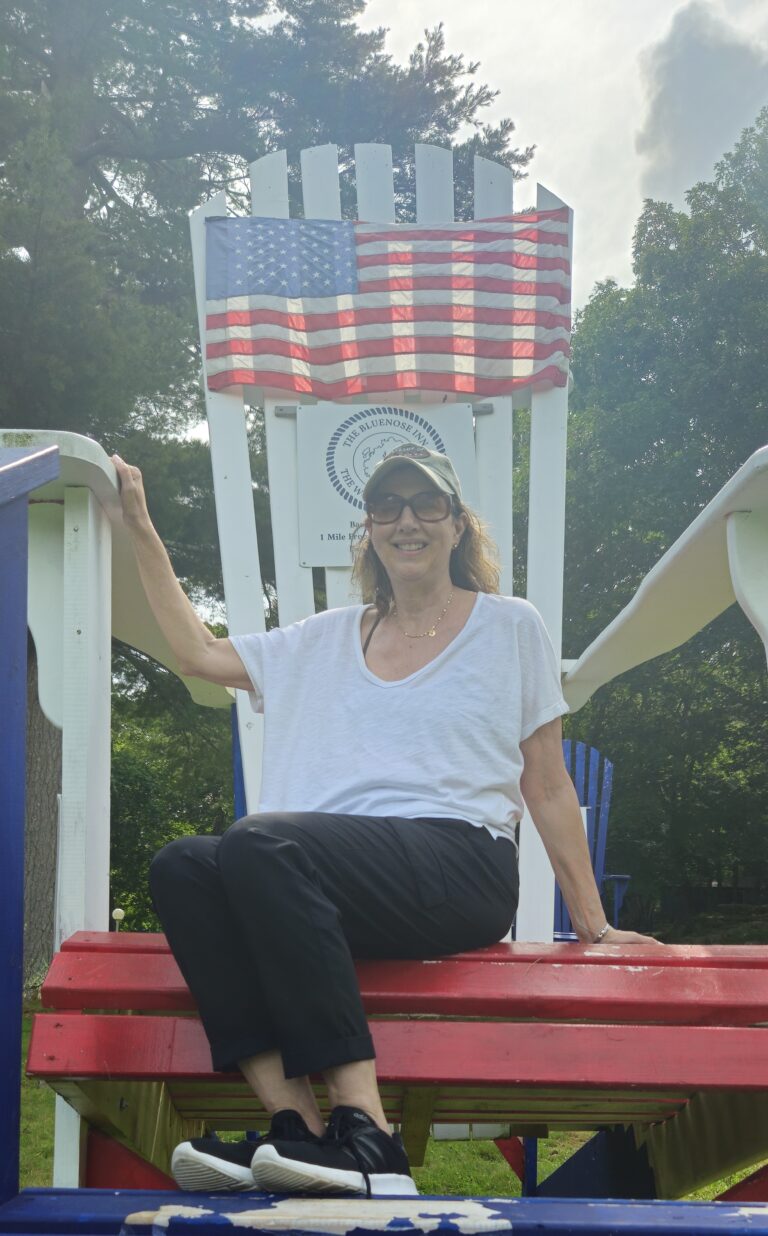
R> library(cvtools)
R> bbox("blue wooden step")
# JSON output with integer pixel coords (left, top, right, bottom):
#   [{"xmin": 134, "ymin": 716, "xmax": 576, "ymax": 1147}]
[{"xmin": 2, "ymin": 1190, "xmax": 768, "ymax": 1235}]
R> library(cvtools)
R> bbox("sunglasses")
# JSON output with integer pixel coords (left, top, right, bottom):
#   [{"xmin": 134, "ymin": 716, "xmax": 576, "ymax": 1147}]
[{"xmin": 365, "ymin": 491, "xmax": 454, "ymax": 524}]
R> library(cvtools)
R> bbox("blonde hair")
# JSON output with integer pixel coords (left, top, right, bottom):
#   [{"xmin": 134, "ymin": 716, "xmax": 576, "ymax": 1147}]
[{"xmin": 351, "ymin": 498, "xmax": 501, "ymax": 617}]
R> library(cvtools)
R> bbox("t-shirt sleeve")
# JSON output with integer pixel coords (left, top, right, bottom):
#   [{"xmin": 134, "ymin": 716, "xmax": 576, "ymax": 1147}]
[
  {"xmin": 228, "ymin": 632, "xmax": 266, "ymax": 711},
  {"xmin": 517, "ymin": 603, "xmax": 569, "ymax": 741}
]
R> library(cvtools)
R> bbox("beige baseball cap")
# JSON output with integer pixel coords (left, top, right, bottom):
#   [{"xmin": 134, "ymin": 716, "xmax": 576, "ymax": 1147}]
[{"xmin": 362, "ymin": 444, "xmax": 463, "ymax": 501}]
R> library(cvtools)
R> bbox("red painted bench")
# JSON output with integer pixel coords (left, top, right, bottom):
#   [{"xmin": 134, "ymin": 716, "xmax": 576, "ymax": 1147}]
[{"xmin": 28, "ymin": 932, "xmax": 768, "ymax": 1198}]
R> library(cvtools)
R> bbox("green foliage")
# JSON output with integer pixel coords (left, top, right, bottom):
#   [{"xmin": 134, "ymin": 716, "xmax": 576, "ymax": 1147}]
[
  {"xmin": 565, "ymin": 108, "xmax": 768, "ymax": 929},
  {"xmin": 0, "ymin": 1, "xmax": 531, "ymax": 439},
  {"xmin": 111, "ymin": 670, "xmax": 234, "ymax": 931}
]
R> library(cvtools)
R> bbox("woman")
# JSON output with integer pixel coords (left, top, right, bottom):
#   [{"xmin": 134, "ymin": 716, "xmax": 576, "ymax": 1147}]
[{"xmin": 112, "ymin": 443, "xmax": 656, "ymax": 1199}]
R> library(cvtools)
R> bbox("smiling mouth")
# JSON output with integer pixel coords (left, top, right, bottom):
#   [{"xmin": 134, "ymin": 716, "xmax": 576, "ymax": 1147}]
[{"xmin": 394, "ymin": 542, "xmax": 427, "ymax": 553}]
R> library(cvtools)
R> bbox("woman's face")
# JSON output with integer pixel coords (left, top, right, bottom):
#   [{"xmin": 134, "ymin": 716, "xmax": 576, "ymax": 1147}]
[{"xmin": 367, "ymin": 464, "xmax": 466, "ymax": 590}]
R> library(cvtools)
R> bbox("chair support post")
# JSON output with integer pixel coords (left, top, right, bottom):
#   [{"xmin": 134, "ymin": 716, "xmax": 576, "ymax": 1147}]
[
  {"xmin": 0, "ymin": 495, "xmax": 29, "ymax": 1207},
  {"xmin": 0, "ymin": 447, "xmax": 59, "ymax": 1206}
]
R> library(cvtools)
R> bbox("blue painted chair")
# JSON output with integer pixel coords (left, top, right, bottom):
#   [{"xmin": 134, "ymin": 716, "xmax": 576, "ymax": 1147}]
[
  {"xmin": 555, "ymin": 740, "xmax": 631, "ymax": 939},
  {"xmin": 510, "ymin": 741, "xmax": 630, "ymax": 944}
]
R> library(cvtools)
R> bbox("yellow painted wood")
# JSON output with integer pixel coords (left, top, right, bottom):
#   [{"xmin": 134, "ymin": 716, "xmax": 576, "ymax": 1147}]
[
  {"xmin": 49, "ymin": 1080, "xmax": 204, "ymax": 1175},
  {"xmin": 399, "ymin": 1088, "xmax": 438, "ymax": 1165},
  {"xmin": 637, "ymin": 1091, "xmax": 768, "ymax": 1197}
]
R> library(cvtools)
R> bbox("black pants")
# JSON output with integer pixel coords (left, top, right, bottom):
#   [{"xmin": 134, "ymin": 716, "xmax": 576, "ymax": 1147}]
[{"xmin": 149, "ymin": 812, "xmax": 518, "ymax": 1078}]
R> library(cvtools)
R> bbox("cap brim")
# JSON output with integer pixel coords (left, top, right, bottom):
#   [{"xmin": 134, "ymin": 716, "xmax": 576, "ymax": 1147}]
[{"xmin": 362, "ymin": 457, "xmax": 454, "ymax": 500}]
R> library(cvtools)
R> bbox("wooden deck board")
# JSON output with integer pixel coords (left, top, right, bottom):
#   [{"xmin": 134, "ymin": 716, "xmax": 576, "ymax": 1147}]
[{"xmin": 28, "ymin": 1012, "xmax": 768, "ymax": 1091}]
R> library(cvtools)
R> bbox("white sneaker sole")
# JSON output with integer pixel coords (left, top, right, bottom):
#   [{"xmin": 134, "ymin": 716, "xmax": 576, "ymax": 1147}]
[
  {"xmin": 251, "ymin": 1144, "xmax": 419, "ymax": 1196},
  {"xmin": 171, "ymin": 1142, "xmax": 258, "ymax": 1192}
]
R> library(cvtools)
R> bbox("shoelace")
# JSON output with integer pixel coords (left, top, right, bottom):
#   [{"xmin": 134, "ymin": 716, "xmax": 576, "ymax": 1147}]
[{"xmin": 324, "ymin": 1121, "xmax": 373, "ymax": 1197}]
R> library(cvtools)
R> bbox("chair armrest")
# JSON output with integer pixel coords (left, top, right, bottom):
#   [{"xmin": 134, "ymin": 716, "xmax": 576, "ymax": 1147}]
[
  {"xmin": 0, "ymin": 429, "xmax": 232, "ymax": 713},
  {"xmin": 564, "ymin": 446, "xmax": 768, "ymax": 710}
]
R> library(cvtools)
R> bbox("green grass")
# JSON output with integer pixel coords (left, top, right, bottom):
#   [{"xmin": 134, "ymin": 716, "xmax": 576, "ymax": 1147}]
[
  {"xmin": 17, "ymin": 1013, "xmax": 766, "ymax": 1199},
  {"xmin": 20, "ymin": 1012, "xmax": 55, "ymax": 1190}
]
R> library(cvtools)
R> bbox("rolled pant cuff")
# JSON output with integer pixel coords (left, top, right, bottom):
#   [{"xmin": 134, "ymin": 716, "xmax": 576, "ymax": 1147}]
[
  {"xmin": 212, "ymin": 1035, "xmax": 279, "ymax": 1074},
  {"xmin": 282, "ymin": 1032, "xmax": 375, "ymax": 1079}
]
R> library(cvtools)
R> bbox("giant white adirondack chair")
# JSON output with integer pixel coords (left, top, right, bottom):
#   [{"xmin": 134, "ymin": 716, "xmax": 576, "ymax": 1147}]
[
  {"xmin": 189, "ymin": 142, "xmax": 574, "ymax": 946},
  {"xmin": 5, "ymin": 141, "xmax": 768, "ymax": 1186}
]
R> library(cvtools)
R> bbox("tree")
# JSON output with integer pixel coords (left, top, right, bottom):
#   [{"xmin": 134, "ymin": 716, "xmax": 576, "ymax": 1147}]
[
  {"xmin": 0, "ymin": 0, "xmax": 533, "ymax": 983},
  {"xmin": 563, "ymin": 109, "xmax": 768, "ymax": 932},
  {"xmin": 0, "ymin": 2, "xmax": 531, "ymax": 442}
]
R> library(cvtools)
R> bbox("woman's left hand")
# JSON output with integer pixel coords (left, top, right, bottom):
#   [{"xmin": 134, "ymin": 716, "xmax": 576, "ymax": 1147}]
[{"xmin": 587, "ymin": 925, "xmax": 663, "ymax": 946}]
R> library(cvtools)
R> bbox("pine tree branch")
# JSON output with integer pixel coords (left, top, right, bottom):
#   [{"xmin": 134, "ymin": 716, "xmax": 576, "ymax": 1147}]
[
  {"xmin": 0, "ymin": 18, "xmax": 51, "ymax": 67},
  {"xmin": 73, "ymin": 118, "xmax": 259, "ymax": 165}
]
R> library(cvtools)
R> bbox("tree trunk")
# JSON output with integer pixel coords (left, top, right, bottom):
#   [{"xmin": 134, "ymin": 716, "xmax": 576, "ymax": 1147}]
[{"xmin": 24, "ymin": 634, "xmax": 61, "ymax": 992}]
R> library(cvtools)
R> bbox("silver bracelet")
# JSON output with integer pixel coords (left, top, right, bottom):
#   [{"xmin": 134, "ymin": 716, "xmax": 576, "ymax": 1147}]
[{"xmin": 592, "ymin": 922, "xmax": 611, "ymax": 943}]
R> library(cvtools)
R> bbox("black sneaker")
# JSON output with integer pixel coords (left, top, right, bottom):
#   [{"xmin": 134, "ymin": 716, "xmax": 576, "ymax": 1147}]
[
  {"xmin": 251, "ymin": 1105, "xmax": 418, "ymax": 1196},
  {"xmin": 171, "ymin": 1109, "xmax": 318, "ymax": 1192}
]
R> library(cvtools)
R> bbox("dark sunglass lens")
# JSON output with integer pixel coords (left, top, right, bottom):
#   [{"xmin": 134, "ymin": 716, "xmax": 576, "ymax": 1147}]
[
  {"xmin": 367, "ymin": 495, "xmax": 401, "ymax": 523},
  {"xmin": 412, "ymin": 492, "xmax": 450, "ymax": 520}
]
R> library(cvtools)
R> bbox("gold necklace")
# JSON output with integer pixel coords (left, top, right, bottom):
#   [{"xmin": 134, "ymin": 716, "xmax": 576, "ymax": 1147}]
[{"xmin": 393, "ymin": 591, "xmax": 454, "ymax": 639}]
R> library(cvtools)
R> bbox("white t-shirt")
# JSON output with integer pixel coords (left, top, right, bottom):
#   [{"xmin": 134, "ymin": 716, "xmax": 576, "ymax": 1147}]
[{"xmin": 229, "ymin": 593, "xmax": 568, "ymax": 845}]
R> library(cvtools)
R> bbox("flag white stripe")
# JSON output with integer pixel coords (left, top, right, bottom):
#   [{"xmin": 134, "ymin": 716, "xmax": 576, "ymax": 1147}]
[
  {"xmin": 355, "ymin": 238, "xmax": 570, "ymax": 259},
  {"xmin": 206, "ymin": 351, "xmax": 568, "ymax": 383},
  {"xmin": 207, "ymin": 289, "xmax": 571, "ymax": 316},
  {"xmin": 357, "ymin": 261, "xmax": 570, "ymax": 283},
  {"xmin": 206, "ymin": 321, "xmax": 570, "ymax": 347}
]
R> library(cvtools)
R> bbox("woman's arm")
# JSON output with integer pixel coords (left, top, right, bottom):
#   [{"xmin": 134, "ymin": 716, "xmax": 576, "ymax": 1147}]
[
  {"xmin": 520, "ymin": 716, "xmax": 658, "ymax": 945},
  {"xmin": 112, "ymin": 455, "xmax": 252, "ymax": 690}
]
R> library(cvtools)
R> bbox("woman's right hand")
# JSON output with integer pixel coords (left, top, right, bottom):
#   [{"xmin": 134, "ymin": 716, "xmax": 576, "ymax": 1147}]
[{"xmin": 112, "ymin": 455, "xmax": 152, "ymax": 533}]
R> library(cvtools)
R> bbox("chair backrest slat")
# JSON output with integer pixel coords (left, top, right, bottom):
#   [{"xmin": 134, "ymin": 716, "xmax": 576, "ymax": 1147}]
[
  {"xmin": 472, "ymin": 155, "xmax": 516, "ymax": 594},
  {"xmin": 321, "ymin": 146, "xmax": 398, "ymax": 613},
  {"xmin": 354, "ymin": 143, "xmax": 395, "ymax": 222},
  {"xmin": 298, "ymin": 145, "xmax": 356, "ymax": 614},
  {"xmin": 250, "ymin": 148, "xmax": 290, "ymax": 218},
  {"xmin": 525, "ymin": 185, "xmax": 572, "ymax": 658},
  {"xmin": 594, "ymin": 758, "xmax": 614, "ymax": 886},
  {"xmin": 586, "ymin": 745, "xmax": 600, "ymax": 866},
  {"xmin": 556, "ymin": 743, "xmax": 615, "ymax": 934},
  {"xmin": 415, "ymin": 143, "xmax": 454, "ymax": 222},
  {"xmin": 250, "ymin": 153, "xmax": 318, "ymax": 627},
  {"xmin": 301, "ymin": 143, "xmax": 342, "ymax": 220}
]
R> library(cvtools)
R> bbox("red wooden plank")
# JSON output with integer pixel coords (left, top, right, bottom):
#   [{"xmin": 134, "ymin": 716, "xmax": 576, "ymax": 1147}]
[
  {"xmin": 42, "ymin": 950, "xmax": 768, "ymax": 1027},
  {"xmin": 60, "ymin": 931, "xmax": 768, "ymax": 970},
  {"xmin": 717, "ymin": 1161, "xmax": 768, "ymax": 1202},
  {"xmin": 85, "ymin": 1128, "xmax": 178, "ymax": 1191},
  {"xmin": 27, "ymin": 1012, "xmax": 768, "ymax": 1091},
  {"xmin": 61, "ymin": 932, "xmax": 173, "ymax": 953}
]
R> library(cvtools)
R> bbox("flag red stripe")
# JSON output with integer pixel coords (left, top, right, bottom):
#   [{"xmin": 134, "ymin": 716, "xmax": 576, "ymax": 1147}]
[
  {"xmin": 356, "ymin": 227, "xmax": 570, "ymax": 249},
  {"xmin": 206, "ymin": 304, "xmax": 571, "ymax": 333},
  {"xmin": 206, "ymin": 366, "xmax": 569, "ymax": 399},
  {"xmin": 207, "ymin": 336, "xmax": 569, "ymax": 363},
  {"xmin": 359, "ymin": 275, "xmax": 570, "ymax": 302},
  {"xmin": 357, "ymin": 249, "xmax": 570, "ymax": 272}
]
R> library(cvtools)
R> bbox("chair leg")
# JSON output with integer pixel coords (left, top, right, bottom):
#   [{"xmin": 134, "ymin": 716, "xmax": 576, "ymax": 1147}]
[
  {"xmin": 523, "ymin": 1136, "xmax": 538, "ymax": 1196},
  {"xmin": 85, "ymin": 1128, "xmax": 178, "ymax": 1190},
  {"xmin": 536, "ymin": 1127, "xmax": 655, "ymax": 1199},
  {"xmin": 493, "ymin": 1135, "xmax": 524, "ymax": 1183}
]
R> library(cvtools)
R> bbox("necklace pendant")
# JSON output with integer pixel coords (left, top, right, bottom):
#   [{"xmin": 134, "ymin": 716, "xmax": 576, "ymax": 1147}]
[{"xmin": 427, "ymin": 628, "xmax": 436, "ymax": 637}]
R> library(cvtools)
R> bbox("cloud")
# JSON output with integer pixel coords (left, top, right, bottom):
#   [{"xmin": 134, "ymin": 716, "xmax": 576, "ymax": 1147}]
[{"xmin": 636, "ymin": 0, "xmax": 768, "ymax": 203}]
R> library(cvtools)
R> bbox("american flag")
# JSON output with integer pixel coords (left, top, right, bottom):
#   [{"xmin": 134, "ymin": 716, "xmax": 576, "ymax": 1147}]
[{"xmin": 204, "ymin": 210, "xmax": 571, "ymax": 400}]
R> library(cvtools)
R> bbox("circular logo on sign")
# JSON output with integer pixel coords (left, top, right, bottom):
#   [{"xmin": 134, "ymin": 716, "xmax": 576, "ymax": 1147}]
[{"xmin": 326, "ymin": 407, "xmax": 447, "ymax": 510}]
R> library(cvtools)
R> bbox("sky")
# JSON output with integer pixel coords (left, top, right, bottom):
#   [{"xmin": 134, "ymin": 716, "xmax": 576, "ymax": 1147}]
[{"xmin": 357, "ymin": 0, "xmax": 768, "ymax": 307}]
